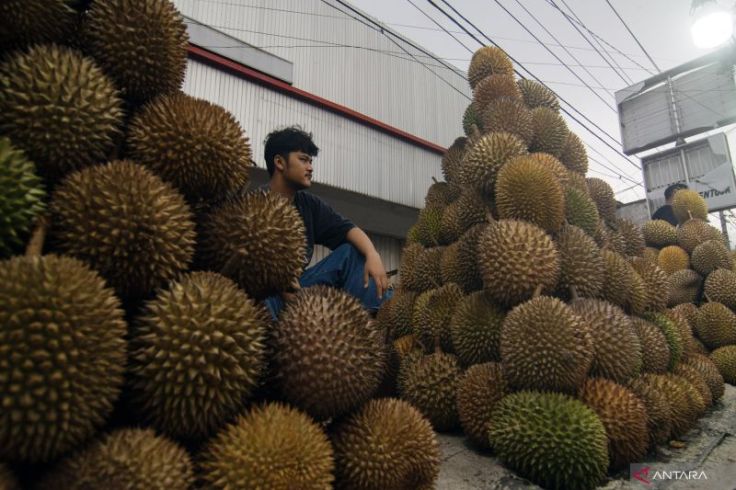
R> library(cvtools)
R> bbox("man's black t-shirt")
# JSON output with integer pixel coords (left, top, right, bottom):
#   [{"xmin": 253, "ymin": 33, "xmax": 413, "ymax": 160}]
[{"xmin": 651, "ymin": 204, "xmax": 678, "ymax": 226}]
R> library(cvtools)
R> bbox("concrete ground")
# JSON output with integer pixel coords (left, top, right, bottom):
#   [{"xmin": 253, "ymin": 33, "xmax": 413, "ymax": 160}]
[{"xmin": 437, "ymin": 385, "xmax": 736, "ymax": 490}]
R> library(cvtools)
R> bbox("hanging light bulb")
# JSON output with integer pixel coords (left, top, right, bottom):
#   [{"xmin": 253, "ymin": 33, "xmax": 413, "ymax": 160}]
[{"xmin": 691, "ymin": 0, "xmax": 734, "ymax": 48}]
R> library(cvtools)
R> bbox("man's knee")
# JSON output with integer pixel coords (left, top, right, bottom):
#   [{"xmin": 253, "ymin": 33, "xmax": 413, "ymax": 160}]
[{"xmin": 332, "ymin": 243, "xmax": 363, "ymax": 263}]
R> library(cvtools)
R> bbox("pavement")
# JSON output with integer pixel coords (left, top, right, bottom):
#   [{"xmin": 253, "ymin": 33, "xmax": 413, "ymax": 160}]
[{"xmin": 437, "ymin": 384, "xmax": 736, "ymax": 490}]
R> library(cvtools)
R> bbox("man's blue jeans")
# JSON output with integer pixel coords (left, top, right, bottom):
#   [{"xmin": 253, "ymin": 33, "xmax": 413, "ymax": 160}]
[{"xmin": 264, "ymin": 243, "xmax": 393, "ymax": 320}]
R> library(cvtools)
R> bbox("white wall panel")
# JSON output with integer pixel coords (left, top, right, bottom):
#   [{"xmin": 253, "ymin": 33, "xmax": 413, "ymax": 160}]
[{"xmin": 174, "ymin": 0, "xmax": 469, "ymax": 147}]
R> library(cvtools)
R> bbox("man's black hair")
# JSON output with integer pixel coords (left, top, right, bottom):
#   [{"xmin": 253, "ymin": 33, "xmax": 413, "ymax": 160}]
[
  {"xmin": 664, "ymin": 182, "xmax": 688, "ymax": 200},
  {"xmin": 264, "ymin": 126, "xmax": 319, "ymax": 176}
]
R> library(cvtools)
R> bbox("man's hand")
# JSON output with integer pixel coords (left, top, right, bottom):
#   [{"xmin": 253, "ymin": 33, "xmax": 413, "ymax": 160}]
[{"xmin": 364, "ymin": 251, "xmax": 389, "ymax": 299}]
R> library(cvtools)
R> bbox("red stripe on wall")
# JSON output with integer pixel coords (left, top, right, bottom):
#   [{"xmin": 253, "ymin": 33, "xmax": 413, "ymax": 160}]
[{"xmin": 187, "ymin": 44, "xmax": 447, "ymax": 155}]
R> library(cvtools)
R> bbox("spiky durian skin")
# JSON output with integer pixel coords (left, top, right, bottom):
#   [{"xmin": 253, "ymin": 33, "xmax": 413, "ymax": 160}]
[
  {"xmin": 36, "ymin": 429, "xmax": 193, "ymax": 490},
  {"xmin": 710, "ymin": 345, "xmax": 736, "ymax": 384},
  {"xmin": 501, "ymin": 296, "xmax": 592, "ymax": 393},
  {"xmin": 478, "ymin": 220, "xmax": 560, "ymax": 306},
  {"xmin": 130, "ymin": 272, "xmax": 268, "ymax": 440},
  {"xmin": 127, "ymin": 93, "xmax": 251, "ymax": 201},
  {"xmin": 704, "ymin": 268, "xmax": 736, "ymax": 309},
  {"xmin": 0, "ymin": 45, "xmax": 123, "ymax": 182},
  {"xmin": 479, "ymin": 97, "xmax": 533, "ymax": 144},
  {"xmin": 672, "ymin": 189, "xmax": 708, "ymax": 224},
  {"xmin": 694, "ymin": 302, "xmax": 736, "ymax": 349},
  {"xmin": 677, "ymin": 218, "xmax": 724, "ymax": 253},
  {"xmin": 0, "ymin": 463, "xmax": 18, "ymax": 490},
  {"xmin": 674, "ymin": 363, "xmax": 713, "ymax": 406},
  {"xmin": 459, "ymin": 132, "xmax": 527, "ymax": 196},
  {"xmin": 646, "ymin": 312, "xmax": 683, "ymax": 371},
  {"xmin": 200, "ymin": 402, "xmax": 334, "ymax": 490},
  {"xmin": 0, "ymin": 255, "xmax": 126, "ymax": 462},
  {"xmin": 529, "ymin": 107, "xmax": 568, "ymax": 157},
  {"xmin": 462, "ymin": 103, "xmax": 482, "ymax": 136},
  {"xmin": 456, "ymin": 363, "xmax": 506, "ymax": 448},
  {"xmin": 643, "ymin": 246, "xmax": 660, "ymax": 264},
  {"xmin": 691, "ymin": 239, "xmax": 731, "ymax": 276},
  {"xmin": 517, "ymin": 79, "xmax": 560, "ymax": 111},
  {"xmin": 377, "ymin": 289, "xmax": 417, "ymax": 340},
  {"xmin": 559, "ymin": 132, "xmax": 588, "ymax": 174},
  {"xmin": 657, "ymin": 245, "xmax": 690, "ymax": 274},
  {"xmin": 0, "ymin": 137, "xmax": 45, "ymax": 257},
  {"xmin": 668, "ymin": 269, "xmax": 703, "ymax": 306},
  {"xmin": 643, "ymin": 220, "xmax": 677, "ymax": 248},
  {"xmin": 673, "ymin": 302, "xmax": 699, "ymax": 331},
  {"xmin": 667, "ymin": 309, "xmax": 699, "ymax": 357},
  {"xmin": 399, "ymin": 243, "xmax": 443, "ymax": 292},
  {"xmin": 526, "ymin": 152, "xmax": 569, "ymax": 183},
  {"xmin": 0, "ymin": 1, "xmax": 78, "ymax": 51},
  {"xmin": 440, "ymin": 225, "xmax": 484, "ymax": 293},
  {"xmin": 570, "ymin": 299, "xmax": 641, "ymax": 383},
  {"xmin": 631, "ymin": 316, "xmax": 670, "ymax": 374},
  {"xmin": 398, "ymin": 352, "xmax": 461, "ymax": 431},
  {"xmin": 272, "ymin": 287, "xmax": 384, "ymax": 420},
  {"xmin": 640, "ymin": 374, "xmax": 701, "ymax": 438},
  {"xmin": 627, "ymin": 377, "xmax": 673, "ymax": 446},
  {"xmin": 472, "ymin": 74, "xmax": 521, "ymax": 113},
  {"xmin": 450, "ymin": 291, "xmax": 505, "ymax": 366},
  {"xmin": 614, "ymin": 218, "xmax": 645, "ymax": 256},
  {"xmin": 415, "ymin": 207, "xmax": 443, "ymax": 246},
  {"xmin": 83, "ymin": 0, "xmax": 188, "ymax": 103},
  {"xmin": 412, "ymin": 283, "xmax": 463, "ymax": 354},
  {"xmin": 564, "ymin": 186, "xmax": 600, "ymax": 236},
  {"xmin": 441, "ymin": 137, "xmax": 467, "ymax": 186},
  {"xmin": 630, "ymin": 257, "xmax": 670, "ymax": 312},
  {"xmin": 580, "ymin": 378, "xmax": 648, "ymax": 469},
  {"xmin": 556, "ymin": 225, "xmax": 605, "ymax": 299},
  {"xmin": 425, "ymin": 181, "xmax": 460, "ymax": 210},
  {"xmin": 198, "ymin": 190, "xmax": 305, "ymax": 299},
  {"xmin": 586, "ymin": 178, "xmax": 617, "ymax": 224},
  {"xmin": 685, "ymin": 353, "xmax": 725, "ymax": 402},
  {"xmin": 607, "ymin": 226, "xmax": 628, "ymax": 256},
  {"xmin": 332, "ymin": 398, "xmax": 440, "ymax": 490},
  {"xmin": 468, "ymin": 46, "xmax": 514, "ymax": 89},
  {"xmin": 495, "ymin": 156, "xmax": 565, "ymax": 233},
  {"xmin": 488, "ymin": 391, "xmax": 608, "ymax": 490},
  {"xmin": 600, "ymin": 250, "xmax": 634, "ymax": 309},
  {"xmin": 50, "ymin": 161, "xmax": 195, "ymax": 299}
]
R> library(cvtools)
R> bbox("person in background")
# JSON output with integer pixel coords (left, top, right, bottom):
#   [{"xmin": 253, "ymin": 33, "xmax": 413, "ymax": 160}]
[
  {"xmin": 261, "ymin": 126, "xmax": 391, "ymax": 319},
  {"xmin": 651, "ymin": 182, "xmax": 688, "ymax": 226}
]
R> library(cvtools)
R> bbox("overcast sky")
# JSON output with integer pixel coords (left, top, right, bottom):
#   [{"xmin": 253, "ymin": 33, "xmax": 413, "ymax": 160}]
[{"xmin": 348, "ymin": 0, "xmax": 721, "ymax": 204}]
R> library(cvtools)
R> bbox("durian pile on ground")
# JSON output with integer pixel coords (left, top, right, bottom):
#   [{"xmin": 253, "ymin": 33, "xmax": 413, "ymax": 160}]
[
  {"xmin": 378, "ymin": 45, "xmax": 734, "ymax": 490},
  {"xmin": 1, "ymin": 1, "xmax": 442, "ymax": 489}
]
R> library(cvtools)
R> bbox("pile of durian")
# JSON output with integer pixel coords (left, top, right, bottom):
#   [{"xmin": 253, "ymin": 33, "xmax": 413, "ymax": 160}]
[
  {"xmin": 378, "ymin": 45, "xmax": 736, "ymax": 489},
  {"xmin": 1, "ymin": 1, "xmax": 441, "ymax": 489}
]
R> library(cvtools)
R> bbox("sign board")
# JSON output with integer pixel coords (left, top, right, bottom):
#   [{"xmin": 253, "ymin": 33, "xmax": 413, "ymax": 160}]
[{"xmin": 643, "ymin": 133, "xmax": 736, "ymax": 215}]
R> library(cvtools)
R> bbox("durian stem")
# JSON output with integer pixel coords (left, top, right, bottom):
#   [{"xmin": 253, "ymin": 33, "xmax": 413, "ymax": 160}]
[
  {"xmin": 25, "ymin": 215, "xmax": 48, "ymax": 257},
  {"xmin": 688, "ymin": 210, "xmax": 693, "ymax": 221},
  {"xmin": 532, "ymin": 284, "xmax": 543, "ymax": 298},
  {"xmin": 431, "ymin": 176, "xmax": 439, "ymax": 184},
  {"xmin": 569, "ymin": 285, "xmax": 579, "ymax": 301}
]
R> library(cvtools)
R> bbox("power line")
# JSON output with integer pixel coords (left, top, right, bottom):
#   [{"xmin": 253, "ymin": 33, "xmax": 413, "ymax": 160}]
[
  {"xmin": 404, "ymin": 0, "xmax": 474, "ymax": 53},
  {"xmin": 604, "ymin": 0, "xmax": 661, "ymax": 72}
]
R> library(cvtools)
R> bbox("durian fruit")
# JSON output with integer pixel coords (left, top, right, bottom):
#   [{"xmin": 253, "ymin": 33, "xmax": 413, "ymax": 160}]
[
  {"xmin": 467, "ymin": 46, "xmax": 514, "ymax": 89},
  {"xmin": 0, "ymin": 464, "xmax": 18, "ymax": 490},
  {"xmin": 593, "ymin": 220, "xmax": 610, "ymax": 249},
  {"xmin": 406, "ymin": 245, "xmax": 444, "ymax": 292},
  {"xmin": 0, "ymin": 255, "xmax": 126, "ymax": 462},
  {"xmin": 566, "ymin": 167, "xmax": 591, "ymax": 194},
  {"xmin": 376, "ymin": 289, "xmax": 417, "ymax": 340},
  {"xmin": 600, "ymin": 250, "xmax": 635, "ymax": 309},
  {"xmin": 36, "ymin": 429, "xmax": 193, "ymax": 490},
  {"xmin": 398, "ymin": 352, "xmax": 461, "ymax": 431},
  {"xmin": 704, "ymin": 268, "xmax": 736, "ymax": 309},
  {"xmin": 665, "ymin": 308, "xmax": 699, "ymax": 358},
  {"xmin": 691, "ymin": 239, "xmax": 731, "ymax": 276},
  {"xmin": 555, "ymin": 224, "xmax": 605, "ymax": 300},
  {"xmin": 643, "ymin": 220, "xmax": 677, "ymax": 248},
  {"xmin": 477, "ymin": 220, "xmax": 560, "ymax": 306},
  {"xmin": 628, "ymin": 270, "xmax": 649, "ymax": 316},
  {"xmin": 456, "ymin": 363, "xmax": 506, "ymax": 448},
  {"xmin": 462, "ymin": 103, "xmax": 482, "ymax": 136},
  {"xmin": 495, "ymin": 155, "xmax": 564, "ymax": 233},
  {"xmin": 668, "ymin": 269, "xmax": 703, "ymax": 306},
  {"xmin": 479, "ymin": 97, "xmax": 533, "ymax": 144},
  {"xmin": 459, "ymin": 132, "xmax": 527, "ymax": 197},
  {"xmin": 272, "ymin": 286, "xmax": 385, "ymax": 420},
  {"xmin": 199, "ymin": 402, "xmax": 334, "ymax": 489},
  {"xmin": 412, "ymin": 283, "xmax": 463, "ymax": 354},
  {"xmin": 440, "ymin": 229, "xmax": 483, "ymax": 293},
  {"xmin": 415, "ymin": 207, "xmax": 443, "ymax": 246},
  {"xmin": 677, "ymin": 218, "xmax": 724, "ymax": 253},
  {"xmin": 438, "ymin": 189, "xmax": 487, "ymax": 244},
  {"xmin": 529, "ymin": 107, "xmax": 568, "ymax": 157},
  {"xmin": 684, "ymin": 353, "xmax": 725, "ymax": 402},
  {"xmin": 606, "ymin": 225, "xmax": 628, "ymax": 256},
  {"xmin": 517, "ymin": 79, "xmax": 560, "ymax": 111},
  {"xmin": 586, "ymin": 178, "xmax": 617, "ymax": 224},
  {"xmin": 672, "ymin": 189, "xmax": 708, "ymax": 224},
  {"xmin": 472, "ymin": 74, "xmax": 522, "ymax": 112},
  {"xmin": 501, "ymin": 296, "xmax": 592, "ymax": 393},
  {"xmin": 640, "ymin": 374, "xmax": 700, "ymax": 438},
  {"xmin": 0, "ymin": 137, "xmax": 45, "ymax": 257},
  {"xmin": 83, "ymin": 0, "xmax": 188, "ymax": 103},
  {"xmin": 127, "ymin": 93, "xmax": 252, "ymax": 202},
  {"xmin": 615, "ymin": 218, "xmax": 645, "ymax": 257},
  {"xmin": 450, "ymin": 291, "xmax": 505, "ymax": 366},
  {"xmin": 673, "ymin": 302, "xmax": 699, "ymax": 330},
  {"xmin": 643, "ymin": 246, "xmax": 659, "ymax": 264},
  {"xmin": 627, "ymin": 376, "xmax": 673, "ymax": 446},
  {"xmin": 425, "ymin": 180, "xmax": 460, "ymax": 210},
  {"xmin": 579, "ymin": 378, "xmax": 648, "ymax": 469},
  {"xmin": 332, "ymin": 398, "xmax": 440, "ymax": 490},
  {"xmin": 657, "ymin": 245, "xmax": 690, "ymax": 274},
  {"xmin": 559, "ymin": 132, "xmax": 588, "ymax": 174},
  {"xmin": 710, "ymin": 345, "xmax": 736, "ymax": 384},
  {"xmin": 130, "ymin": 272, "xmax": 268, "ymax": 440},
  {"xmin": 0, "ymin": 1, "xmax": 78, "ymax": 51},
  {"xmin": 488, "ymin": 391, "xmax": 608, "ymax": 490},
  {"xmin": 646, "ymin": 312, "xmax": 684, "ymax": 370},
  {"xmin": 441, "ymin": 137, "xmax": 467, "ymax": 186},
  {"xmin": 630, "ymin": 257, "xmax": 670, "ymax": 312},
  {"xmin": 198, "ymin": 190, "xmax": 305, "ymax": 299},
  {"xmin": 0, "ymin": 45, "xmax": 123, "ymax": 182},
  {"xmin": 674, "ymin": 363, "xmax": 713, "ymax": 407},
  {"xmin": 571, "ymin": 299, "xmax": 642, "ymax": 383},
  {"xmin": 631, "ymin": 316, "xmax": 670, "ymax": 374},
  {"xmin": 564, "ymin": 186, "xmax": 599, "ymax": 236},
  {"xmin": 50, "ymin": 161, "xmax": 196, "ymax": 299},
  {"xmin": 694, "ymin": 302, "xmax": 736, "ymax": 349},
  {"xmin": 527, "ymin": 152, "xmax": 570, "ymax": 185}
]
